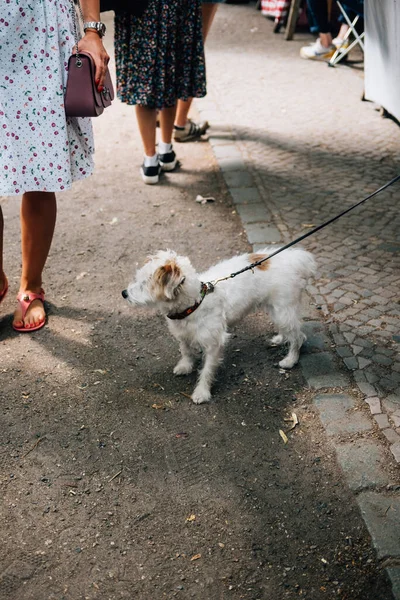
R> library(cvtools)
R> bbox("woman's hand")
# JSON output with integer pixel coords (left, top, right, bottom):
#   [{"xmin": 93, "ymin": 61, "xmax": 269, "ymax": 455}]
[{"xmin": 78, "ymin": 32, "xmax": 110, "ymax": 91}]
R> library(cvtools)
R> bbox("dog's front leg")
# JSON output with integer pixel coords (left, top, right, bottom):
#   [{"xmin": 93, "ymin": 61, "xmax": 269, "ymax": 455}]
[
  {"xmin": 174, "ymin": 340, "xmax": 195, "ymax": 376},
  {"xmin": 192, "ymin": 342, "xmax": 224, "ymax": 404}
]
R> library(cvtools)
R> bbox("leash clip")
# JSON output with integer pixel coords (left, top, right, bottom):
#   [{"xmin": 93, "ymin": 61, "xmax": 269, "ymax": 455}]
[{"xmin": 203, "ymin": 281, "xmax": 215, "ymax": 294}]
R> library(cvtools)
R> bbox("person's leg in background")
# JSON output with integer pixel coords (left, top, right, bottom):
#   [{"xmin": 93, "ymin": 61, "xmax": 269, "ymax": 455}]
[
  {"xmin": 135, "ymin": 105, "xmax": 160, "ymax": 184},
  {"xmin": 300, "ymin": 0, "xmax": 336, "ymax": 60},
  {"xmin": 136, "ymin": 104, "xmax": 178, "ymax": 184},
  {"xmin": 13, "ymin": 191, "xmax": 57, "ymax": 330},
  {"xmin": 174, "ymin": 2, "xmax": 219, "ymax": 142},
  {"xmin": 158, "ymin": 105, "xmax": 178, "ymax": 171},
  {"xmin": 332, "ymin": 0, "xmax": 364, "ymax": 47}
]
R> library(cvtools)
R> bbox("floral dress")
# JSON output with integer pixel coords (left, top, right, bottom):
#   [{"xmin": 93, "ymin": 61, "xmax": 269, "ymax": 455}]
[
  {"xmin": 115, "ymin": 0, "xmax": 206, "ymax": 109},
  {"xmin": 0, "ymin": 0, "xmax": 94, "ymax": 197}
]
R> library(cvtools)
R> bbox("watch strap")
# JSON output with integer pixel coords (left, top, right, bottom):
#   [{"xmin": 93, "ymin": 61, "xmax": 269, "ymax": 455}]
[{"xmin": 83, "ymin": 21, "xmax": 106, "ymax": 36}]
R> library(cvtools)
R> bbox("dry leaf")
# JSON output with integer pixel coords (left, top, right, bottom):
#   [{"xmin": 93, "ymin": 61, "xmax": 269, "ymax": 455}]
[
  {"xmin": 191, "ymin": 553, "xmax": 201, "ymax": 561},
  {"xmin": 279, "ymin": 429, "xmax": 288, "ymax": 444},
  {"xmin": 286, "ymin": 412, "xmax": 299, "ymax": 431},
  {"xmin": 152, "ymin": 403, "xmax": 165, "ymax": 410},
  {"xmin": 186, "ymin": 514, "xmax": 196, "ymax": 522}
]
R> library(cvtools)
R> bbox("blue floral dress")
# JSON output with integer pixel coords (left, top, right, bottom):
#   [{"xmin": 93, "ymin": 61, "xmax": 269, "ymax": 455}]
[
  {"xmin": 0, "ymin": 1, "xmax": 94, "ymax": 197},
  {"xmin": 114, "ymin": 0, "xmax": 207, "ymax": 109}
]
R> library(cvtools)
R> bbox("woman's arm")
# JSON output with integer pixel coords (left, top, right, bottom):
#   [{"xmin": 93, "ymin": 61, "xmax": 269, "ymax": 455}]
[
  {"xmin": 80, "ymin": 0, "xmax": 101, "ymax": 21},
  {"xmin": 77, "ymin": 0, "xmax": 110, "ymax": 90}
]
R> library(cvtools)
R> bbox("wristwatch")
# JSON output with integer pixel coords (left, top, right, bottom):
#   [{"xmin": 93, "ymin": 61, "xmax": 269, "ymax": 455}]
[{"xmin": 83, "ymin": 21, "xmax": 106, "ymax": 37}]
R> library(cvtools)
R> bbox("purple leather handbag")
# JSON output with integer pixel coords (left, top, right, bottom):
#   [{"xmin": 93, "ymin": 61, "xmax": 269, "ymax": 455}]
[
  {"xmin": 65, "ymin": 0, "xmax": 114, "ymax": 118},
  {"xmin": 65, "ymin": 51, "xmax": 114, "ymax": 117}
]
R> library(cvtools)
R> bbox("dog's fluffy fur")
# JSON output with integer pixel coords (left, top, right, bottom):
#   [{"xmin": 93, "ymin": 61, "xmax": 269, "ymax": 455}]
[{"xmin": 123, "ymin": 248, "xmax": 316, "ymax": 404}]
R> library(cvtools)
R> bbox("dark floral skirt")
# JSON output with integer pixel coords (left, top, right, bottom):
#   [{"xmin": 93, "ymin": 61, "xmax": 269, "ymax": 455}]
[{"xmin": 114, "ymin": 0, "xmax": 207, "ymax": 109}]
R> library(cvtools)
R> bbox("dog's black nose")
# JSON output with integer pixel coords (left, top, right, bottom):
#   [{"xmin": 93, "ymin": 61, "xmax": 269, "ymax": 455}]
[{"xmin": 121, "ymin": 289, "xmax": 128, "ymax": 299}]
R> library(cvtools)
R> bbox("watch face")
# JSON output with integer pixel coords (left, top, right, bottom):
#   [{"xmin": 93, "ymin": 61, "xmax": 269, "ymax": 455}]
[{"xmin": 99, "ymin": 22, "xmax": 106, "ymax": 35}]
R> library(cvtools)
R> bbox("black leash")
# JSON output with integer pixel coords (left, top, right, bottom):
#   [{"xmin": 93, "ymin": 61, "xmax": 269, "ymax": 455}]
[{"xmin": 209, "ymin": 174, "xmax": 400, "ymax": 287}]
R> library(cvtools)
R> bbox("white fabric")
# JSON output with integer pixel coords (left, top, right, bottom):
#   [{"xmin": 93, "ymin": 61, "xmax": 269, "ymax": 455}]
[
  {"xmin": 0, "ymin": 1, "xmax": 94, "ymax": 196},
  {"xmin": 365, "ymin": 0, "xmax": 400, "ymax": 122},
  {"xmin": 144, "ymin": 153, "xmax": 159, "ymax": 167},
  {"xmin": 158, "ymin": 141, "xmax": 172, "ymax": 154}
]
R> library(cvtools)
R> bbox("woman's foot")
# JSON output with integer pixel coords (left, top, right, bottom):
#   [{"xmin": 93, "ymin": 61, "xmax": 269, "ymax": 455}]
[{"xmin": 13, "ymin": 289, "xmax": 46, "ymax": 332}]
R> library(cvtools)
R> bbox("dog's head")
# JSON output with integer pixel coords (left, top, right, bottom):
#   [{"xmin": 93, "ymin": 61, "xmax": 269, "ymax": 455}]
[{"xmin": 122, "ymin": 250, "xmax": 196, "ymax": 308}]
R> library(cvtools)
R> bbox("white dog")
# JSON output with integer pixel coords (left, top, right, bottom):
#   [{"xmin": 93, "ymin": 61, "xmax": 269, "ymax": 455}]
[{"xmin": 122, "ymin": 247, "xmax": 316, "ymax": 404}]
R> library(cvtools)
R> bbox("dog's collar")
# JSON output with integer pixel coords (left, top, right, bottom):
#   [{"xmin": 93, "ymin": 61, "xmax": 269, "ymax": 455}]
[{"xmin": 167, "ymin": 282, "xmax": 214, "ymax": 320}]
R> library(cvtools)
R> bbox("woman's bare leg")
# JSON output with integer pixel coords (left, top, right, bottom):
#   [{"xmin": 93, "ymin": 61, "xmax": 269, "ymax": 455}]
[
  {"xmin": 175, "ymin": 3, "xmax": 219, "ymax": 127},
  {"xmin": 202, "ymin": 2, "xmax": 219, "ymax": 39},
  {"xmin": 13, "ymin": 191, "xmax": 57, "ymax": 328},
  {"xmin": 135, "ymin": 105, "xmax": 157, "ymax": 156},
  {"xmin": 159, "ymin": 104, "xmax": 177, "ymax": 144},
  {"xmin": 320, "ymin": 32, "xmax": 333, "ymax": 48}
]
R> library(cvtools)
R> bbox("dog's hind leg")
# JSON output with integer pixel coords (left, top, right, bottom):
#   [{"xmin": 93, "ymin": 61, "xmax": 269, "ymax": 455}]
[
  {"xmin": 174, "ymin": 340, "xmax": 196, "ymax": 376},
  {"xmin": 192, "ymin": 341, "xmax": 225, "ymax": 404},
  {"xmin": 266, "ymin": 305, "xmax": 285, "ymax": 346},
  {"xmin": 271, "ymin": 307, "xmax": 305, "ymax": 369},
  {"xmin": 279, "ymin": 331, "xmax": 306, "ymax": 369}
]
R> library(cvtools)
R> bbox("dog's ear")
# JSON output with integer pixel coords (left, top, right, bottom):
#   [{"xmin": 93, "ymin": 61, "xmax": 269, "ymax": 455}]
[{"xmin": 152, "ymin": 260, "xmax": 184, "ymax": 300}]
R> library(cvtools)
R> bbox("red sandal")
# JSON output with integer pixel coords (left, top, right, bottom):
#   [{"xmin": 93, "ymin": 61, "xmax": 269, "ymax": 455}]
[
  {"xmin": 0, "ymin": 276, "xmax": 8, "ymax": 306},
  {"xmin": 13, "ymin": 289, "xmax": 46, "ymax": 333}
]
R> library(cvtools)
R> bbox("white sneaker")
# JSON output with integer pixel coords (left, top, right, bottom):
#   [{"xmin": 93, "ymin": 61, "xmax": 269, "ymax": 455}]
[
  {"xmin": 173, "ymin": 119, "xmax": 209, "ymax": 142},
  {"xmin": 332, "ymin": 36, "xmax": 350, "ymax": 49},
  {"xmin": 300, "ymin": 38, "xmax": 336, "ymax": 60}
]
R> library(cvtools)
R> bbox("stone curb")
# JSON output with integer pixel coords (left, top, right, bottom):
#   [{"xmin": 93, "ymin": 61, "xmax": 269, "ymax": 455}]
[{"xmin": 197, "ymin": 107, "xmax": 400, "ymax": 599}]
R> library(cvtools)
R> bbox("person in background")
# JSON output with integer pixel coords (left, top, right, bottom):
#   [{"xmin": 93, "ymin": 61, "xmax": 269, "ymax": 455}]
[
  {"xmin": 114, "ymin": 0, "xmax": 206, "ymax": 184},
  {"xmin": 173, "ymin": 0, "xmax": 224, "ymax": 143},
  {"xmin": 300, "ymin": 0, "xmax": 363, "ymax": 61},
  {"xmin": 0, "ymin": 0, "xmax": 109, "ymax": 331}
]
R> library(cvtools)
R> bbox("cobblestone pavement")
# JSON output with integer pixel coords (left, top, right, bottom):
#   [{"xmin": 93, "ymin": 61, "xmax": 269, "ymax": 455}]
[{"xmin": 197, "ymin": 2, "xmax": 400, "ymax": 595}]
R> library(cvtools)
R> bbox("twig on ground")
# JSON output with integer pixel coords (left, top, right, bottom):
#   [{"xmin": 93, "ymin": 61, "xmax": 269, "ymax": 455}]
[
  {"xmin": 109, "ymin": 469, "xmax": 122, "ymax": 482},
  {"xmin": 21, "ymin": 436, "xmax": 45, "ymax": 459}
]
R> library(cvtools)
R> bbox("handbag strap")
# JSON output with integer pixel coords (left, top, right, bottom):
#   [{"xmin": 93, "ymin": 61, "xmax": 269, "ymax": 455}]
[{"xmin": 71, "ymin": 0, "xmax": 84, "ymax": 67}]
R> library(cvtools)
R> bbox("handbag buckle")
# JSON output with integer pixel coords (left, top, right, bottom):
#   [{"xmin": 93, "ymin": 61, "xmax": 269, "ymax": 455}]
[{"xmin": 102, "ymin": 86, "xmax": 111, "ymax": 100}]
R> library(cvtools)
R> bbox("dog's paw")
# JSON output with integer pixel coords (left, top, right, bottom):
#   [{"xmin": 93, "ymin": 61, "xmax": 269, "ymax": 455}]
[
  {"xmin": 279, "ymin": 356, "xmax": 297, "ymax": 369},
  {"xmin": 191, "ymin": 387, "xmax": 212, "ymax": 404},
  {"xmin": 173, "ymin": 360, "xmax": 194, "ymax": 376}
]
